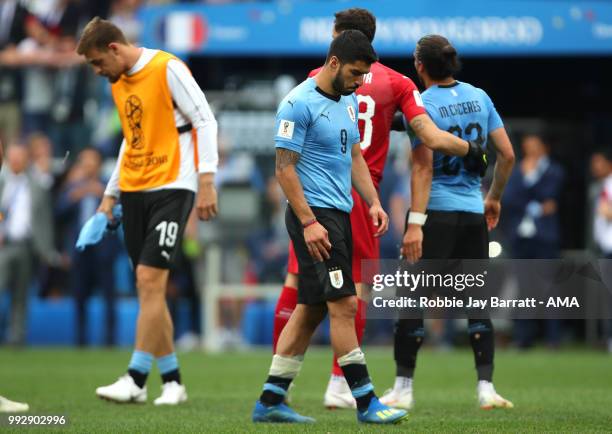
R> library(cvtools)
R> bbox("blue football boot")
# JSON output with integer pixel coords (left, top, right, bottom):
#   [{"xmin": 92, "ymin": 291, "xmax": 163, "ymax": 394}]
[
  {"xmin": 252, "ymin": 400, "xmax": 315, "ymax": 423},
  {"xmin": 357, "ymin": 396, "xmax": 409, "ymax": 424}
]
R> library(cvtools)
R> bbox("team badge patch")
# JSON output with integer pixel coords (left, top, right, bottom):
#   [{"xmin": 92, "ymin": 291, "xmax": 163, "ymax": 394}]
[
  {"xmin": 347, "ymin": 105, "xmax": 356, "ymax": 123},
  {"xmin": 278, "ymin": 119, "xmax": 295, "ymax": 139},
  {"xmin": 329, "ymin": 269, "xmax": 344, "ymax": 289}
]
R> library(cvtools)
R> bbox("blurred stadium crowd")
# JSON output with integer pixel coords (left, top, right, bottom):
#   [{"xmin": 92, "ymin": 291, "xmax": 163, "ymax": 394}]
[{"xmin": 0, "ymin": 0, "xmax": 611, "ymax": 350}]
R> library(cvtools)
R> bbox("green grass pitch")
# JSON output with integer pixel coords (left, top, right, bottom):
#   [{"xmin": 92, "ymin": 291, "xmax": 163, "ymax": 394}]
[{"xmin": 1, "ymin": 347, "xmax": 611, "ymax": 433}]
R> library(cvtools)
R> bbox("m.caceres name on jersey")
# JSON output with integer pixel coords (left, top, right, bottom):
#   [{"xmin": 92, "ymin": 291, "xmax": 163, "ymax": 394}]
[{"xmin": 438, "ymin": 100, "xmax": 482, "ymax": 119}]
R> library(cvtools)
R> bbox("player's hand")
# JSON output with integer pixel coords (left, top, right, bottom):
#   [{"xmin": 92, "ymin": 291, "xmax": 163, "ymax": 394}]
[
  {"xmin": 304, "ymin": 222, "xmax": 332, "ymax": 262},
  {"xmin": 401, "ymin": 224, "xmax": 423, "ymax": 263},
  {"xmin": 97, "ymin": 195, "xmax": 117, "ymax": 221},
  {"xmin": 463, "ymin": 140, "xmax": 488, "ymax": 177},
  {"xmin": 369, "ymin": 202, "xmax": 389, "ymax": 237},
  {"xmin": 484, "ymin": 197, "xmax": 501, "ymax": 231},
  {"xmin": 197, "ymin": 175, "xmax": 218, "ymax": 221}
]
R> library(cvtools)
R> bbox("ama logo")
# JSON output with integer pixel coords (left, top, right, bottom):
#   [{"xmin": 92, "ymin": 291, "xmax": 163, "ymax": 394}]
[{"xmin": 158, "ymin": 12, "xmax": 208, "ymax": 52}]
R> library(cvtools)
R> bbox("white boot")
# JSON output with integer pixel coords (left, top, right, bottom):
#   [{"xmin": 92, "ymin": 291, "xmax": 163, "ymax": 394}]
[
  {"xmin": 478, "ymin": 380, "xmax": 514, "ymax": 409},
  {"xmin": 95, "ymin": 375, "xmax": 147, "ymax": 403},
  {"xmin": 323, "ymin": 375, "xmax": 356, "ymax": 409},
  {"xmin": 0, "ymin": 396, "xmax": 29, "ymax": 413},
  {"xmin": 154, "ymin": 382, "xmax": 187, "ymax": 406},
  {"xmin": 379, "ymin": 377, "xmax": 414, "ymax": 410}
]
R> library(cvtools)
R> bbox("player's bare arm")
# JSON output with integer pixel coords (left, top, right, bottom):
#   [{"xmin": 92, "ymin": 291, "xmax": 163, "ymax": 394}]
[
  {"xmin": 484, "ymin": 127, "xmax": 515, "ymax": 230},
  {"xmin": 409, "ymin": 113, "xmax": 469, "ymax": 156},
  {"xmin": 275, "ymin": 148, "xmax": 310, "ymax": 220},
  {"xmin": 97, "ymin": 138, "xmax": 120, "ymax": 220},
  {"xmin": 197, "ymin": 173, "xmax": 218, "ymax": 221},
  {"xmin": 275, "ymin": 148, "xmax": 331, "ymax": 261},
  {"xmin": 97, "ymin": 137, "xmax": 124, "ymax": 220},
  {"xmin": 165, "ymin": 59, "xmax": 219, "ymax": 221},
  {"xmin": 350, "ymin": 142, "xmax": 389, "ymax": 237},
  {"xmin": 97, "ymin": 195, "xmax": 117, "ymax": 220},
  {"xmin": 403, "ymin": 144, "xmax": 432, "ymax": 262}
]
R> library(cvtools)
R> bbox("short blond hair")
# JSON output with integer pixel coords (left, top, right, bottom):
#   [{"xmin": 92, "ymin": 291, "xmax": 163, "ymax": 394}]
[{"xmin": 77, "ymin": 17, "xmax": 128, "ymax": 55}]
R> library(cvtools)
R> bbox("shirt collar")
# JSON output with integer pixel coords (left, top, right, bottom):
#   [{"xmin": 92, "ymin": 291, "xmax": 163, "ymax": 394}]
[{"xmin": 127, "ymin": 47, "xmax": 158, "ymax": 76}]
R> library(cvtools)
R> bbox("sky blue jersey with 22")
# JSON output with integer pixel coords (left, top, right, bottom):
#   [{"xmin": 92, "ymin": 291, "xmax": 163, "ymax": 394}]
[{"xmin": 412, "ymin": 81, "xmax": 504, "ymax": 214}]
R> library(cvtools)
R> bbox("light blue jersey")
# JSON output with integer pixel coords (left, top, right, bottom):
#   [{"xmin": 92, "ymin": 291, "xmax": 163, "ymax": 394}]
[
  {"xmin": 413, "ymin": 81, "xmax": 503, "ymax": 214},
  {"xmin": 275, "ymin": 78, "xmax": 360, "ymax": 213}
]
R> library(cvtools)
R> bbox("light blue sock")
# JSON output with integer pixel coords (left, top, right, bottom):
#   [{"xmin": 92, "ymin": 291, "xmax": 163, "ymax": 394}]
[
  {"xmin": 157, "ymin": 353, "xmax": 179, "ymax": 375},
  {"xmin": 128, "ymin": 350, "xmax": 154, "ymax": 374}
]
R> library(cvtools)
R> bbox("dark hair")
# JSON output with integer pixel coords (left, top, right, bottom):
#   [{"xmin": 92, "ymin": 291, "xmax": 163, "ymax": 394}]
[
  {"xmin": 521, "ymin": 133, "xmax": 553, "ymax": 155},
  {"xmin": 594, "ymin": 147, "xmax": 612, "ymax": 162},
  {"xmin": 77, "ymin": 17, "xmax": 128, "ymax": 55},
  {"xmin": 326, "ymin": 29, "xmax": 377, "ymax": 65},
  {"xmin": 79, "ymin": 146, "xmax": 103, "ymax": 159},
  {"xmin": 334, "ymin": 8, "xmax": 376, "ymax": 43},
  {"xmin": 415, "ymin": 34, "xmax": 461, "ymax": 80},
  {"xmin": 522, "ymin": 132, "xmax": 548, "ymax": 145}
]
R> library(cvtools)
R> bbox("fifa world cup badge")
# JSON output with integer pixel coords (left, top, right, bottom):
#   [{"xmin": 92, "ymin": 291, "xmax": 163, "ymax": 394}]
[{"xmin": 329, "ymin": 269, "xmax": 344, "ymax": 289}]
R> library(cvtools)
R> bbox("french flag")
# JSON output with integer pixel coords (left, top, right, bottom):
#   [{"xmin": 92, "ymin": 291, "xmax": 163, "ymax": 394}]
[{"xmin": 158, "ymin": 12, "xmax": 208, "ymax": 52}]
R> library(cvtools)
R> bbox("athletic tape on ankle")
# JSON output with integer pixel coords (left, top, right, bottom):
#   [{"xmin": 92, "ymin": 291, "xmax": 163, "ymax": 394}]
[
  {"xmin": 337, "ymin": 348, "xmax": 366, "ymax": 366},
  {"xmin": 269, "ymin": 354, "xmax": 303, "ymax": 379}
]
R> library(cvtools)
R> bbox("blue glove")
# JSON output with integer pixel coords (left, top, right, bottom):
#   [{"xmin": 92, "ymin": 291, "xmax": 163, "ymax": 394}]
[
  {"xmin": 463, "ymin": 140, "xmax": 488, "ymax": 177},
  {"xmin": 75, "ymin": 204, "xmax": 123, "ymax": 251}
]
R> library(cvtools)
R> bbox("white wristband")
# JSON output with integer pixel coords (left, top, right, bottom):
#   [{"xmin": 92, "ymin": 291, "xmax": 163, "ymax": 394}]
[{"xmin": 408, "ymin": 211, "xmax": 428, "ymax": 226}]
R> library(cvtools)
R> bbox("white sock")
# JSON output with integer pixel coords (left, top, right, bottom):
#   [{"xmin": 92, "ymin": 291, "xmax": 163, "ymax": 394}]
[
  {"xmin": 394, "ymin": 376, "xmax": 412, "ymax": 391},
  {"xmin": 478, "ymin": 380, "xmax": 494, "ymax": 393}
]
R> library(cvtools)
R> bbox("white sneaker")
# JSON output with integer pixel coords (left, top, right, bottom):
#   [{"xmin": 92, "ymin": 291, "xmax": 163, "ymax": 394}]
[
  {"xmin": 96, "ymin": 375, "xmax": 147, "ymax": 403},
  {"xmin": 478, "ymin": 381, "xmax": 514, "ymax": 409},
  {"xmin": 323, "ymin": 375, "xmax": 356, "ymax": 409},
  {"xmin": 379, "ymin": 377, "xmax": 414, "ymax": 410},
  {"xmin": 0, "ymin": 396, "xmax": 29, "ymax": 413},
  {"xmin": 379, "ymin": 387, "xmax": 414, "ymax": 410},
  {"xmin": 154, "ymin": 382, "xmax": 187, "ymax": 406}
]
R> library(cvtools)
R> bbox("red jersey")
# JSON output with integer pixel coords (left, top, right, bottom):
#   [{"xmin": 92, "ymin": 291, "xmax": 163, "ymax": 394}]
[{"xmin": 309, "ymin": 62, "xmax": 426, "ymax": 187}]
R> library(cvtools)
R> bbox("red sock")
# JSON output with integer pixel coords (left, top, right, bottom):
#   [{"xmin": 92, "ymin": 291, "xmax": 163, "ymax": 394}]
[
  {"xmin": 332, "ymin": 298, "xmax": 367, "ymax": 376},
  {"xmin": 272, "ymin": 286, "xmax": 298, "ymax": 353}
]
